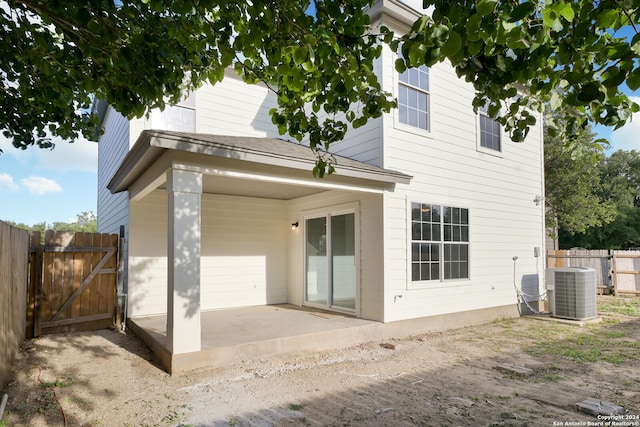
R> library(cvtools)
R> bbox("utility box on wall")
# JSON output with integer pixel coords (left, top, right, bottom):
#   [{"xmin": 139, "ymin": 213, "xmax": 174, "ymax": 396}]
[{"xmin": 546, "ymin": 267, "xmax": 597, "ymax": 320}]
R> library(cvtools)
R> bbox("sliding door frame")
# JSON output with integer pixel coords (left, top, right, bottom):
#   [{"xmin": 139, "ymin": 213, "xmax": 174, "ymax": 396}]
[{"xmin": 302, "ymin": 202, "xmax": 360, "ymax": 316}]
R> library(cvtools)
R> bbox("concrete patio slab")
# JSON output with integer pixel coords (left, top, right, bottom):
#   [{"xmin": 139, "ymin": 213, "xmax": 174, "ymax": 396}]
[{"xmin": 128, "ymin": 303, "xmax": 519, "ymax": 374}]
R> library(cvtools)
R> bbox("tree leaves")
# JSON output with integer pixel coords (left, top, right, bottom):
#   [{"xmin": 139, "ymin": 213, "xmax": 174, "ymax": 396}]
[
  {"xmin": 441, "ymin": 30, "xmax": 462, "ymax": 57},
  {"xmin": 596, "ymin": 9, "xmax": 619, "ymax": 29},
  {"xmin": 560, "ymin": 150, "xmax": 640, "ymax": 249},
  {"xmin": 399, "ymin": 0, "xmax": 639, "ymax": 149},
  {"xmin": 509, "ymin": 2, "xmax": 535, "ymax": 22},
  {"xmin": 0, "ymin": 0, "xmax": 398, "ymax": 175},
  {"xmin": 544, "ymin": 122, "xmax": 613, "ymax": 240},
  {"xmin": 627, "ymin": 69, "xmax": 640, "ymax": 91},
  {"xmin": 292, "ymin": 46, "xmax": 309, "ymax": 66},
  {"xmin": 1, "ymin": 0, "xmax": 639, "ymax": 176},
  {"xmin": 476, "ymin": 0, "xmax": 497, "ymax": 17}
]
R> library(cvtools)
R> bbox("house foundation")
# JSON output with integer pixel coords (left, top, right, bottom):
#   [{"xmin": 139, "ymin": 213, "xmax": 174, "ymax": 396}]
[{"xmin": 128, "ymin": 303, "xmax": 520, "ymax": 374}]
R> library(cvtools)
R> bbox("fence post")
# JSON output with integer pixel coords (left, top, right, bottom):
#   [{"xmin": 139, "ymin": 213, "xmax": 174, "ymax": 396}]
[
  {"xmin": 27, "ymin": 234, "xmax": 36, "ymax": 339},
  {"xmin": 115, "ymin": 225, "xmax": 125, "ymax": 331},
  {"xmin": 611, "ymin": 251, "xmax": 618, "ymax": 295},
  {"xmin": 31, "ymin": 231, "xmax": 43, "ymax": 337}
]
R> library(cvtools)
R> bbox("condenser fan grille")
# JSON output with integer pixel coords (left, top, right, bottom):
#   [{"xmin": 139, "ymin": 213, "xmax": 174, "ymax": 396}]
[{"xmin": 546, "ymin": 267, "xmax": 597, "ymax": 320}]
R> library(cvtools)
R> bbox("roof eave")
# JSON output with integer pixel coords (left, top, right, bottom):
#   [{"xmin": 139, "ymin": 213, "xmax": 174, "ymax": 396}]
[
  {"xmin": 108, "ymin": 130, "xmax": 412, "ymax": 194},
  {"xmin": 367, "ymin": 0, "xmax": 425, "ymax": 29},
  {"xmin": 151, "ymin": 132, "xmax": 412, "ymax": 185},
  {"xmin": 107, "ymin": 132, "xmax": 158, "ymax": 193}
]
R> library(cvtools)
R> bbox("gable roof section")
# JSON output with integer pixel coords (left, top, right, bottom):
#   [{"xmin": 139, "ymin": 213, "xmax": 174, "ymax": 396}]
[{"xmin": 108, "ymin": 130, "xmax": 412, "ymax": 194}]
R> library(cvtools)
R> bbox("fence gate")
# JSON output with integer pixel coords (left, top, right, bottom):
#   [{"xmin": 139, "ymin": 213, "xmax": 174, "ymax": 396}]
[{"xmin": 27, "ymin": 230, "xmax": 121, "ymax": 337}]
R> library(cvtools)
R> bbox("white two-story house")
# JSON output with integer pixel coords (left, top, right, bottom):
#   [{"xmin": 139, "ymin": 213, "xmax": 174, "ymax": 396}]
[{"xmin": 96, "ymin": 0, "xmax": 546, "ymax": 373}]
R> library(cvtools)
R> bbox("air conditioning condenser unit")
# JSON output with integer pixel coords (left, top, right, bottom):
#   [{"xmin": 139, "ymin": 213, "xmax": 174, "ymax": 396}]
[{"xmin": 546, "ymin": 267, "xmax": 597, "ymax": 321}]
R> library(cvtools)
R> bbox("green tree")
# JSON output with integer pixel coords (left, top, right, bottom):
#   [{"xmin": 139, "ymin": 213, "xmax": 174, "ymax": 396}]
[
  {"xmin": 1, "ymin": 212, "xmax": 97, "ymax": 233},
  {"xmin": 561, "ymin": 150, "xmax": 640, "ymax": 249},
  {"xmin": 2, "ymin": 1, "xmax": 639, "ymax": 174},
  {"xmin": 544, "ymin": 125, "xmax": 613, "ymax": 241},
  {"xmin": 560, "ymin": 205, "xmax": 640, "ymax": 249},
  {"xmin": 1, "ymin": 219, "xmax": 36, "ymax": 231},
  {"xmin": 52, "ymin": 211, "xmax": 98, "ymax": 233},
  {"xmin": 600, "ymin": 149, "xmax": 640, "ymax": 208}
]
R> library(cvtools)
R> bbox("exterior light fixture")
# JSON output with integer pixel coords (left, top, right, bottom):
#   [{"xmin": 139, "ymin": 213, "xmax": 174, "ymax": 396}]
[
  {"xmin": 533, "ymin": 195, "xmax": 545, "ymax": 206},
  {"xmin": 291, "ymin": 222, "xmax": 299, "ymax": 230}
]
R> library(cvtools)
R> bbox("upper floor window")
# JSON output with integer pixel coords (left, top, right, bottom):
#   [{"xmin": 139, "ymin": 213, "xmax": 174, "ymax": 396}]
[
  {"xmin": 398, "ymin": 65, "xmax": 430, "ymax": 131},
  {"xmin": 150, "ymin": 92, "xmax": 196, "ymax": 132},
  {"xmin": 479, "ymin": 104, "xmax": 501, "ymax": 151}
]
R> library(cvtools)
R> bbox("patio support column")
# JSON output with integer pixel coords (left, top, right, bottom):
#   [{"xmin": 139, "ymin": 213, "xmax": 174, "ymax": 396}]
[{"xmin": 166, "ymin": 168, "xmax": 202, "ymax": 354}]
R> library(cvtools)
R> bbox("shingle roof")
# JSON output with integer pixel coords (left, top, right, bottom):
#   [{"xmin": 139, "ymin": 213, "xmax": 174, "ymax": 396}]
[
  {"xmin": 152, "ymin": 130, "xmax": 409, "ymax": 178},
  {"xmin": 108, "ymin": 130, "xmax": 412, "ymax": 193}
]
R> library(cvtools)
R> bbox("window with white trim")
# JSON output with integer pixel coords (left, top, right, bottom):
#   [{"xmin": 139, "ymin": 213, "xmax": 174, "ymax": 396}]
[
  {"xmin": 398, "ymin": 64, "xmax": 430, "ymax": 131},
  {"xmin": 411, "ymin": 203, "xmax": 469, "ymax": 282},
  {"xmin": 479, "ymin": 104, "xmax": 501, "ymax": 151},
  {"xmin": 151, "ymin": 92, "xmax": 196, "ymax": 132}
]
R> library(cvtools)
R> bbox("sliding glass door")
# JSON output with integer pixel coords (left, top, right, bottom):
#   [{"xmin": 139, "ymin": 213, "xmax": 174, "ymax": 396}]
[
  {"xmin": 305, "ymin": 212, "xmax": 356, "ymax": 312},
  {"xmin": 305, "ymin": 217, "xmax": 328, "ymax": 306},
  {"xmin": 330, "ymin": 213, "xmax": 356, "ymax": 309}
]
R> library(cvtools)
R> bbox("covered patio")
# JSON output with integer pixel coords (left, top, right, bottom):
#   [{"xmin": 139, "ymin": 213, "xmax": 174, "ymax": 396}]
[{"xmin": 108, "ymin": 130, "xmax": 412, "ymax": 373}]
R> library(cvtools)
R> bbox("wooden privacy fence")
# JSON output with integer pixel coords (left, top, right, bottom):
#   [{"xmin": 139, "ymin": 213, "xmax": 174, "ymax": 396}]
[
  {"xmin": 547, "ymin": 249, "xmax": 640, "ymax": 295},
  {"xmin": 0, "ymin": 221, "xmax": 29, "ymax": 388},
  {"xmin": 27, "ymin": 230, "xmax": 124, "ymax": 338}
]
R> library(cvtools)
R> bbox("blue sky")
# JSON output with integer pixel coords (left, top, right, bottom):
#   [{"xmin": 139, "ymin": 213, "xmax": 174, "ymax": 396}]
[
  {"xmin": 0, "ymin": 135, "xmax": 98, "ymax": 226},
  {"xmin": 596, "ymin": 95, "xmax": 640, "ymax": 153}
]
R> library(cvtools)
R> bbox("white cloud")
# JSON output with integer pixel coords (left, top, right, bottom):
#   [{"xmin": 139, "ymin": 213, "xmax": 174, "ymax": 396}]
[
  {"xmin": 0, "ymin": 136, "xmax": 27, "ymax": 158},
  {"xmin": 36, "ymin": 137, "xmax": 98, "ymax": 172},
  {"xmin": 0, "ymin": 172, "xmax": 19, "ymax": 191},
  {"xmin": 0, "ymin": 134, "xmax": 98, "ymax": 172},
  {"xmin": 609, "ymin": 96, "xmax": 640, "ymax": 153},
  {"xmin": 21, "ymin": 176, "xmax": 62, "ymax": 195}
]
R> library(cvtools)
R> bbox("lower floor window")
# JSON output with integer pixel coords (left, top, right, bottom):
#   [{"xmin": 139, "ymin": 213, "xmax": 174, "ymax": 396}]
[
  {"xmin": 411, "ymin": 202, "xmax": 469, "ymax": 282},
  {"xmin": 443, "ymin": 243, "xmax": 469, "ymax": 280}
]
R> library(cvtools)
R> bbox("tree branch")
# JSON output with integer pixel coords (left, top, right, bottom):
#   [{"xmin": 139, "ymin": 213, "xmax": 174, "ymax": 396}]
[{"xmin": 622, "ymin": 8, "xmax": 638, "ymax": 34}]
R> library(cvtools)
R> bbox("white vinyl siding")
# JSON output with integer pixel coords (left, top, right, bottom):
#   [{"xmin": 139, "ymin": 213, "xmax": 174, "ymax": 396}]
[
  {"xmin": 378, "ymin": 40, "xmax": 545, "ymax": 322},
  {"xmin": 330, "ymin": 120, "xmax": 383, "ymax": 167},
  {"xmin": 99, "ymin": 20, "xmax": 544, "ymax": 328},
  {"xmin": 128, "ymin": 190, "xmax": 288, "ymax": 317},
  {"xmin": 134, "ymin": 72, "xmax": 281, "ymax": 141},
  {"xmin": 196, "ymin": 70, "xmax": 281, "ymax": 138},
  {"xmin": 128, "ymin": 191, "xmax": 167, "ymax": 317},
  {"xmin": 129, "ymin": 189, "xmax": 385, "ymax": 320},
  {"xmin": 200, "ymin": 194, "xmax": 288, "ymax": 309},
  {"xmin": 330, "ymin": 55, "xmax": 384, "ymax": 167},
  {"xmin": 97, "ymin": 110, "xmax": 145, "ymax": 293},
  {"xmin": 97, "ymin": 108, "xmax": 130, "ymax": 235}
]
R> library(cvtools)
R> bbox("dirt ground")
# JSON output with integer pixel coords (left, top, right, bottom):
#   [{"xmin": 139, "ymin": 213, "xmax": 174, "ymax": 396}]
[{"xmin": 2, "ymin": 296, "xmax": 640, "ymax": 427}]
